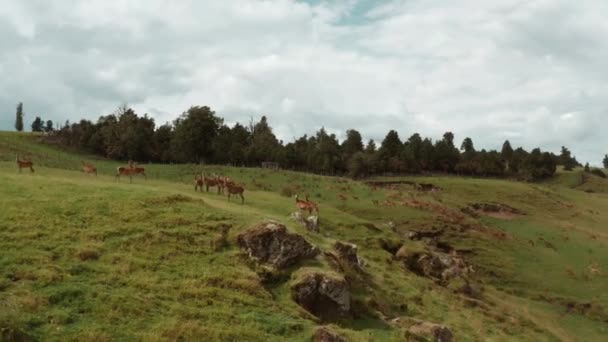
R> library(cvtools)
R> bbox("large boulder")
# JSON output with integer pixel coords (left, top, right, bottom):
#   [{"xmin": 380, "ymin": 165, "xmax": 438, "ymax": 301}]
[
  {"xmin": 291, "ymin": 269, "xmax": 351, "ymax": 321},
  {"xmin": 399, "ymin": 249, "xmax": 471, "ymax": 284},
  {"xmin": 237, "ymin": 221, "xmax": 319, "ymax": 269},
  {"xmin": 406, "ymin": 321, "xmax": 453, "ymax": 342},
  {"xmin": 313, "ymin": 326, "xmax": 348, "ymax": 342}
]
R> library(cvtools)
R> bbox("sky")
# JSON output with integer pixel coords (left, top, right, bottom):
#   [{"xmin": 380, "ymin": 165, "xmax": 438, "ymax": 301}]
[{"xmin": 0, "ymin": 0, "xmax": 606, "ymax": 164}]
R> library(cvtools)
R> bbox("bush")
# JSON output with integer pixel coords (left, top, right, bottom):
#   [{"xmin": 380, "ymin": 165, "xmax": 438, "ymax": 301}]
[{"xmin": 591, "ymin": 168, "xmax": 607, "ymax": 178}]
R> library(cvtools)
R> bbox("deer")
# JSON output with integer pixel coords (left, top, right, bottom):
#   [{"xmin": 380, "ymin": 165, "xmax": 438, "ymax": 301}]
[
  {"xmin": 115, "ymin": 161, "xmax": 146, "ymax": 182},
  {"xmin": 203, "ymin": 174, "xmax": 222, "ymax": 194},
  {"xmin": 81, "ymin": 161, "xmax": 97, "ymax": 176},
  {"xmin": 16, "ymin": 155, "xmax": 34, "ymax": 173},
  {"xmin": 225, "ymin": 182, "xmax": 245, "ymax": 204},
  {"xmin": 295, "ymin": 194, "xmax": 319, "ymax": 215},
  {"xmin": 194, "ymin": 174, "xmax": 204, "ymax": 192}
]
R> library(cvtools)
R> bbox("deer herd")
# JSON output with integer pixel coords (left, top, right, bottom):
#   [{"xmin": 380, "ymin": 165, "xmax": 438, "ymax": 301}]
[{"xmin": 15, "ymin": 155, "xmax": 321, "ymax": 214}]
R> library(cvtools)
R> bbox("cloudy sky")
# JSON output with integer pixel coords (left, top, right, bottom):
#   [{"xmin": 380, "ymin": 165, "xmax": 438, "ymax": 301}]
[{"xmin": 1, "ymin": 0, "xmax": 606, "ymax": 164}]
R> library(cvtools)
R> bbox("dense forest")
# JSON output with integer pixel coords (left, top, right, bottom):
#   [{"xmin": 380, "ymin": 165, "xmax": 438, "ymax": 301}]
[{"xmin": 31, "ymin": 105, "xmax": 587, "ymax": 180}]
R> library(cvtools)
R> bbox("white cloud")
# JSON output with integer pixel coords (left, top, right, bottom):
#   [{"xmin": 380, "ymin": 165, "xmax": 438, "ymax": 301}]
[{"xmin": 0, "ymin": 0, "xmax": 606, "ymax": 164}]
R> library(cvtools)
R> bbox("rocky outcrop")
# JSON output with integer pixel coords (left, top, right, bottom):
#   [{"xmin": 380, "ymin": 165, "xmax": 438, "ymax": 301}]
[
  {"xmin": 313, "ymin": 326, "xmax": 348, "ymax": 342},
  {"xmin": 291, "ymin": 269, "xmax": 351, "ymax": 321},
  {"xmin": 237, "ymin": 221, "xmax": 319, "ymax": 269},
  {"xmin": 406, "ymin": 321, "xmax": 453, "ymax": 342},
  {"xmin": 327, "ymin": 241, "xmax": 365, "ymax": 273},
  {"xmin": 398, "ymin": 248, "xmax": 472, "ymax": 284}
]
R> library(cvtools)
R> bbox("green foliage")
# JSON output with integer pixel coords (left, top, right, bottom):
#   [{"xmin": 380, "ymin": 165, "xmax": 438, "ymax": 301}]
[
  {"xmin": 559, "ymin": 146, "xmax": 577, "ymax": 171},
  {"xmin": 15, "ymin": 102, "xmax": 24, "ymax": 132},
  {"xmin": 584, "ymin": 163, "xmax": 590, "ymax": 172},
  {"xmin": 591, "ymin": 168, "xmax": 606, "ymax": 178},
  {"xmin": 171, "ymin": 106, "xmax": 223, "ymax": 163},
  {"xmin": 603, "ymin": 154, "xmax": 608, "ymax": 169},
  {"xmin": 44, "ymin": 120, "xmax": 54, "ymax": 133},
  {"xmin": 31, "ymin": 116, "xmax": 44, "ymax": 132}
]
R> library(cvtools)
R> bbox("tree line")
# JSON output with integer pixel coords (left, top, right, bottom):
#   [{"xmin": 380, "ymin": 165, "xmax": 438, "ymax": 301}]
[{"xmin": 16, "ymin": 103, "xmax": 604, "ymax": 180}]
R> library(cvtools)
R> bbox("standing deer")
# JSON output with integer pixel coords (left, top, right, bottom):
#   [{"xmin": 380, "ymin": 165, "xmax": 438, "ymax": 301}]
[
  {"xmin": 115, "ymin": 161, "xmax": 146, "ymax": 182},
  {"xmin": 203, "ymin": 174, "xmax": 222, "ymax": 194},
  {"xmin": 194, "ymin": 174, "xmax": 204, "ymax": 192},
  {"xmin": 295, "ymin": 194, "xmax": 319, "ymax": 215},
  {"xmin": 81, "ymin": 161, "xmax": 97, "ymax": 176},
  {"xmin": 16, "ymin": 155, "xmax": 34, "ymax": 173},
  {"xmin": 225, "ymin": 182, "xmax": 245, "ymax": 204}
]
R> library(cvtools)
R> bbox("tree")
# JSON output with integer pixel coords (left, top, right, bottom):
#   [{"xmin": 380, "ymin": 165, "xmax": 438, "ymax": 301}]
[
  {"xmin": 378, "ymin": 130, "xmax": 402, "ymax": 172},
  {"xmin": 365, "ymin": 139, "xmax": 376, "ymax": 153},
  {"xmin": 603, "ymin": 155, "xmax": 608, "ymax": 169},
  {"xmin": 15, "ymin": 102, "xmax": 24, "ymax": 132},
  {"xmin": 434, "ymin": 132, "xmax": 459, "ymax": 172},
  {"xmin": 172, "ymin": 106, "xmax": 222, "ymax": 163},
  {"xmin": 341, "ymin": 129, "xmax": 364, "ymax": 161},
  {"xmin": 44, "ymin": 120, "xmax": 54, "ymax": 133},
  {"xmin": 584, "ymin": 163, "xmax": 590, "ymax": 172},
  {"xmin": 31, "ymin": 116, "xmax": 44, "ymax": 132},
  {"xmin": 247, "ymin": 116, "xmax": 281, "ymax": 166},
  {"xmin": 559, "ymin": 146, "xmax": 576, "ymax": 171},
  {"xmin": 501, "ymin": 140, "xmax": 513, "ymax": 160}
]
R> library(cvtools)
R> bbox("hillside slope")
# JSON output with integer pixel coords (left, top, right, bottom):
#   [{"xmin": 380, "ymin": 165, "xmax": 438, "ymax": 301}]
[{"xmin": 1, "ymin": 132, "xmax": 607, "ymax": 341}]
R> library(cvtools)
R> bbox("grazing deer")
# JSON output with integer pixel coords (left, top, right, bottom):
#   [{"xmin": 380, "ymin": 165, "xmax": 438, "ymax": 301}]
[
  {"xmin": 225, "ymin": 182, "xmax": 245, "ymax": 204},
  {"xmin": 295, "ymin": 194, "xmax": 319, "ymax": 215},
  {"xmin": 16, "ymin": 155, "xmax": 34, "ymax": 173},
  {"xmin": 81, "ymin": 161, "xmax": 97, "ymax": 176}
]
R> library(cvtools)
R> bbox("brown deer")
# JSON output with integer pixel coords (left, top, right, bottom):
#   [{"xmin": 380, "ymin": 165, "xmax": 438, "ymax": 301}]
[
  {"xmin": 115, "ymin": 161, "xmax": 146, "ymax": 182},
  {"xmin": 203, "ymin": 174, "xmax": 222, "ymax": 194},
  {"xmin": 16, "ymin": 155, "xmax": 34, "ymax": 173},
  {"xmin": 225, "ymin": 182, "xmax": 245, "ymax": 204},
  {"xmin": 81, "ymin": 161, "xmax": 97, "ymax": 176},
  {"xmin": 194, "ymin": 174, "xmax": 204, "ymax": 192},
  {"xmin": 295, "ymin": 194, "xmax": 319, "ymax": 215}
]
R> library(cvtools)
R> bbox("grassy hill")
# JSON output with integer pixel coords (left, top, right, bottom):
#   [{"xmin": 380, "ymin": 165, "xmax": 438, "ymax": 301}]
[{"xmin": 1, "ymin": 132, "xmax": 607, "ymax": 341}]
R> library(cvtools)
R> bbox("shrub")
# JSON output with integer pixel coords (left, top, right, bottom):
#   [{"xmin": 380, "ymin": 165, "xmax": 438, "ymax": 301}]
[{"xmin": 591, "ymin": 168, "xmax": 606, "ymax": 178}]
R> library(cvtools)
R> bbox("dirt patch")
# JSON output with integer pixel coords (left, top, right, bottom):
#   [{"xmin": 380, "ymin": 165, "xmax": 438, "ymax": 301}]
[
  {"xmin": 365, "ymin": 180, "xmax": 441, "ymax": 192},
  {"xmin": 463, "ymin": 203, "xmax": 524, "ymax": 220}
]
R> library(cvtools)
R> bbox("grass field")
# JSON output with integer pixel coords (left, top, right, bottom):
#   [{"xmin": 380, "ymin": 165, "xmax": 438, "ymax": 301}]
[{"xmin": 1, "ymin": 132, "xmax": 607, "ymax": 341}]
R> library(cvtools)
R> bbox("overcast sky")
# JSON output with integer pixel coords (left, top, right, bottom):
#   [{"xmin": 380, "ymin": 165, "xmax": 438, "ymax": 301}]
[{"xmin": 1, "ymin": 0, "xmax": 606, "ymax": 164}]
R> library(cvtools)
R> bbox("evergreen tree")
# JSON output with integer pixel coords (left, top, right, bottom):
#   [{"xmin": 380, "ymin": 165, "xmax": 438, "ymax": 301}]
[
  {"xmin": 603, "ymin": 155, "xmax": 608, "ymax": 169},
  {"xmin": 44, "ymin": 120, "xmax": 54, "ymax": 132},
  {"xmin": 559, "ymin": 146, "xmax": 576, "ymax": 171},
  {"xmin": 31, "ymin": 116, "xmax": 43, "ymax": 132},
  {"xmin": 15, "ymin": 102, "xmax": 24, "ymax": 132},
  {"xmin": 365, "ymin": 139, "xmax": 376, "ymax": 153},
  {"xmin": 341, "ymin": 129, "xmax": 364, "ymax": 161},
  {"xmin": 584, "ymin": 163, "xmax": 590, "ymax": 172}
]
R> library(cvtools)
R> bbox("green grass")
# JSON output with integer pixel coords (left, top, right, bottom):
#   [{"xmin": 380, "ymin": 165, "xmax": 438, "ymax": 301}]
[{"xmin": 1, "ymin": 132, "xmax": 608, "ymax": 341}]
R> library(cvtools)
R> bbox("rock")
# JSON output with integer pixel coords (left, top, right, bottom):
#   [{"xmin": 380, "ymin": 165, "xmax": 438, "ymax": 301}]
[
  {"xmin": 237, "ymin": 221, "xmax": 319, "ymax": 269},
  {"xmin": 333, "ymin": 241, "xmax": 363, "ymax": 270},
  {"xmin": 406, "ymin": 321, "xmax": 453, "ymax": 342},
  {"xmin": 403, "ymin": 250, "xmax": 471, "ymax": 284},
  {"xmin": 291, "ymin": 269, "xmax": 350, "ymax": 321},
  {"xmin": 291, "ymin": 212, "xmax": 320, "ymax": 232},
  {"xmin": 313, "ymin": 326, "xmax": 348, "ymax": 342}
]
